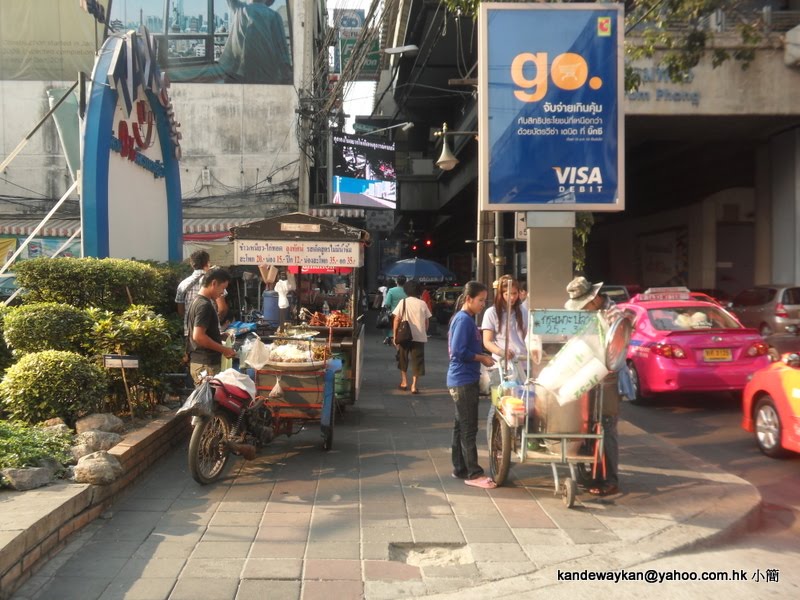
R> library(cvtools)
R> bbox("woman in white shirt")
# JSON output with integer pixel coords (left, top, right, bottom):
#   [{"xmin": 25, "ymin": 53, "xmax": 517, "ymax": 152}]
[{"xmin": 392, "ymin": 280, "xmax": 432, "ymax": 393}]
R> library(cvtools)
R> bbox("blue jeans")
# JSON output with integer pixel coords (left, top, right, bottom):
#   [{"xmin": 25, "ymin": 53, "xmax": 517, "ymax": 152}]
[{"xmin": 449, "ymin": 382, "xmax": 484, "ymax": 479}]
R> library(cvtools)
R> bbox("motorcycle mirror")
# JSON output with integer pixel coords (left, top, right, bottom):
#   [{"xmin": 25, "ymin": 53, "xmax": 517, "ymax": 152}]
[{"xmin": 783, "ymin": 353, "xmax": 800, "ymax": 368}]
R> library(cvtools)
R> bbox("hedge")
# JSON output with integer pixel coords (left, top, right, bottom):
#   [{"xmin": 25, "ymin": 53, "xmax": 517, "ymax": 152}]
[{"xmin": 3, "ymin": 302, "xmax": 94, "ymax": 355}]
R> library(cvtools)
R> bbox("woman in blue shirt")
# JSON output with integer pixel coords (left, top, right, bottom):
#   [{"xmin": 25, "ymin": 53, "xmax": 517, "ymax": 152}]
[{"xmin": 448, "ymin": 281, "xmax": 497, "ymax": 488}]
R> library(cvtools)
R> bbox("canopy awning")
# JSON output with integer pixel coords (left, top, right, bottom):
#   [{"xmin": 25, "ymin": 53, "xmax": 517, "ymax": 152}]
[{"xmin": 0, "ymin": 218, "xmax": 263, "ymax": 238}]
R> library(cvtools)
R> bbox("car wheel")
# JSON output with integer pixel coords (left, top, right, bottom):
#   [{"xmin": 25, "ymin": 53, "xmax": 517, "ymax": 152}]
[
  {"xmin": 759, "ymin": 323, "xmax": 772, "ymax": 337},
  {"xmin": 754, "ymin": 396, "xmax": 787, "ymax": 458},
  {"xmin": 627, "ymin": 362, "xmax": 649, "ymax": 405}
]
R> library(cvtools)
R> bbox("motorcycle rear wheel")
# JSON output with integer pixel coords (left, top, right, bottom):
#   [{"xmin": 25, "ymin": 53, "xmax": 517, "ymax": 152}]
[{"xmin": 188, "ymin": 409, "xmax": 232, "ymax": 485}]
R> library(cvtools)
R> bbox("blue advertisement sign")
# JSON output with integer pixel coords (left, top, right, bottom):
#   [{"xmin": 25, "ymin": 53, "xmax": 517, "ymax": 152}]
[{"xmin": 478, "ymin": 4, "xmax": 624, "ymax": 212}]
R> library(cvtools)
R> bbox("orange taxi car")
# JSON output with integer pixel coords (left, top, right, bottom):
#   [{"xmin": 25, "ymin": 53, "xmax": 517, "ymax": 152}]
[{"xmin": 742, "ymin": 349, "xmax": 800, "ymax": 458}]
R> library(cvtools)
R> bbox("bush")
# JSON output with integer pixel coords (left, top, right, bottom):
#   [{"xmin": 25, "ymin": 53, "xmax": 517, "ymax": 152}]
[
  {"xmin": 13, "ymin": 257, "xmax": 167, "ymax": 313},
  {"xmin": 0, "ymin": 420, "xmax": 72, "ymax": 471},
  {"xmin": 0, "ymin": 351, "xmax": 107, "ymax": 425},
  {"xmin": 3, "ymin": 302, "xmax": 94, "ymax": 355},
  {"xmin": 90, "ymin": 305, "xmax": 184, "ymax": 413}
]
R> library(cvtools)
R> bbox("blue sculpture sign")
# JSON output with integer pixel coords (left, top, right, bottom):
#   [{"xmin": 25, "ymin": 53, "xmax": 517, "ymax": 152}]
[{"xmin": 478, "ymin": 3, "xmax": 624, "ymax": 212}]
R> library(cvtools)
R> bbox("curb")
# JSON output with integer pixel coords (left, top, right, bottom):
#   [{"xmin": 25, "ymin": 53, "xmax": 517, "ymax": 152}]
[{"xmin": 0, "ymin": 412, "xmax": 190, "ymax": 599}]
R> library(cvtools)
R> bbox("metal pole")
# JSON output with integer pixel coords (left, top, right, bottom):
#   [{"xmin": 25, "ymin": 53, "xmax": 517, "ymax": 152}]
[
  {"xmin": 494, "ymin": 212, "xmax": 504, "ymax": 282},
  {"xmin": 475, "ymin": 207, "xmax": 485, "ymax": 282}
]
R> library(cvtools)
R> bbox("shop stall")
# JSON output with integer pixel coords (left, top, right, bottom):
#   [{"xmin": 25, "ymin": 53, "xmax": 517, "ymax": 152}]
[{"xmin": 230, "ymin": 213, "xmax": 369, "ymax": 407}]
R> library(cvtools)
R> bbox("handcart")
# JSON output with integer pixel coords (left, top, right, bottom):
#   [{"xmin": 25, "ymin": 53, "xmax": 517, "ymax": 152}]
[{"xmin": 488, "ymin": 308, "xmax": 631, "ymax": 508}]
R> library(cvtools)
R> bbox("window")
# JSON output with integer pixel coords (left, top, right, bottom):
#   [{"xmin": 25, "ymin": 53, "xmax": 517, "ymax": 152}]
[
  {"xmin": 782, "ymin": 288, "xmax": 800, "ymax": 305},
  {"xmin": 732, "ymin": 287, "xmax": 775, "ymax": 307}
]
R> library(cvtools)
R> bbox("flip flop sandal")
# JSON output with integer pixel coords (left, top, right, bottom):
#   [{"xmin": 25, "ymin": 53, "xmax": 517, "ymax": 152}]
[{"xmin": 464, "ymin": 477, "xmax": 497, "ymax": 489}]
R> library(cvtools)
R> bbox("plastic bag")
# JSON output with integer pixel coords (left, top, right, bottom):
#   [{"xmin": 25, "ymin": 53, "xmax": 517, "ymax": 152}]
[
  {"xmin": 268, "ymin": 378, "xmax": 284, "ymax": 399},
  {"xmin": 376, "ymin": 307, "xmax": 391, "ymax": 330},
  {"xmin": 245, "ymin": 335, "xmax": 271, "ymax": 370},
  {"xmin": 214, "ymin": 368, "xmax": 257, "ymax": 400},
  {"xmin": 176, "ymin": 380, "xmax": 214, "ymax": 417}
]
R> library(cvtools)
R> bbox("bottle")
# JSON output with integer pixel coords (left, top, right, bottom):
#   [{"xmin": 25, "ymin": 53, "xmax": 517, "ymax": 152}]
[
  {"xmin": 221, "ymin": 336, "xmax": 234, "ymax": 371},
  {"xmin": 322, "ymin": 300, "xmax": 330, "ymax": 315}
]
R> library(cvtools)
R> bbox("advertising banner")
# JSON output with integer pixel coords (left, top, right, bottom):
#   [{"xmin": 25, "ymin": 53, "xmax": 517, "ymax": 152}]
[
  {"xmin": 478, "ymin": 3, "xmax": 624, "ymax": 212},
  {"xmin": 0, "ymin": 0, "xmax": 293, "ymax": 84},
  {"xmin": 234, "ymin": 239, "xmax": 363, "ymax": 268},
  {"xmin": 330, "ymin": 133, "xmax": 397, "ymax": 209}
]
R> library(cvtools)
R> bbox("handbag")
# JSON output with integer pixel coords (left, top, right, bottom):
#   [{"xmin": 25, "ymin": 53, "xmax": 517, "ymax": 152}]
[
  {"xmin": 395, "ymin": 300, "xmax": 413, "ymax": 345},
  {"xmin": 376, "ymin": 307, "xmax": 391, "ymax": 329}
]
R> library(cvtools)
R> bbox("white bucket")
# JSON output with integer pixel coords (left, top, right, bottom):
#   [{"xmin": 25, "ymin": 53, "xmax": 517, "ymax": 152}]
[
  {"xmin": 557, "ymin": 357, "xmax": 609, "ymax": 406},
  {"xmin": 537, "ymin": 339, "xmax": 594, "ymax": 392}
]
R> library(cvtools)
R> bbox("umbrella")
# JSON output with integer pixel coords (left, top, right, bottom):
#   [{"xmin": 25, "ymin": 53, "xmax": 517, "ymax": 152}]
[{"xmin": 382, "ymin": 258, "xmax": 456, "ymax": 284}]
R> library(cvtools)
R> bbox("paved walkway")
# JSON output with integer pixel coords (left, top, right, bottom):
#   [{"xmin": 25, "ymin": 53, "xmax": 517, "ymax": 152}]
[{"xmin": 11, "ymin": 325, "xmax": 760, "ymax": 600}]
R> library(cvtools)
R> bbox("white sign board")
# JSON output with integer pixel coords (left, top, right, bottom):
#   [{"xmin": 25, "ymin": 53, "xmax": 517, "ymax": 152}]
[{"xmin": 234, "ymin": 240, "xmax": 363, "ymax": 268}]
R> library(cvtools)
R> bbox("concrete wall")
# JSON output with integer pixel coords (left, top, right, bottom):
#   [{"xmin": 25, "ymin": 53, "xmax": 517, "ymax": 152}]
[
  {"xmin": 625, "ymin": 49, "xmax": 800, "ymax": 116},
  {"xmin": 0, "ymin": 1, "xmax": 318, "ymax": 216}
]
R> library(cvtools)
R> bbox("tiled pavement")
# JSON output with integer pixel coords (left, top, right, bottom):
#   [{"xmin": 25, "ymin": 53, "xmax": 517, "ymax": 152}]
[{"xmin": 11, "ymin": 324, "xmax": 760, "ymax": 600}]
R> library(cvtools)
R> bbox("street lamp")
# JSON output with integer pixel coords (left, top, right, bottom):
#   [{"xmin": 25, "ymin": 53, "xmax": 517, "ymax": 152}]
[
  {"xmin": 433, "ymin": 122, "xmax": 504, "ymax": 284},
  {"xmin": 434, "ymin": 123, "xmax": 477, "ymax": 171},
  {"xmin": 362, "ymin": 121, "xmax": 414, "ymax": 136}
]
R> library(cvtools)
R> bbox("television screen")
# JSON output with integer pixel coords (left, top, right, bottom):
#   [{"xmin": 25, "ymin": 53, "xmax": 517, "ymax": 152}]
[{"xmin": 330, "ymin": 133, "xmax": 396, "ymax": 209}]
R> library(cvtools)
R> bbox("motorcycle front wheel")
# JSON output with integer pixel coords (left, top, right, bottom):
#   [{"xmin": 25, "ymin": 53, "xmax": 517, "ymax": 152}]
[{"xmin": 188, "ymin": 409, "xmax": 232, "ymax": 485}]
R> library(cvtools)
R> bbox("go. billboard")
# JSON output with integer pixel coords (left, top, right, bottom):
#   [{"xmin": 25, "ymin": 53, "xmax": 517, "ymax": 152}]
[{"xmin": 478, "ymin": 3, "xmax": 624, "ymax": 212}]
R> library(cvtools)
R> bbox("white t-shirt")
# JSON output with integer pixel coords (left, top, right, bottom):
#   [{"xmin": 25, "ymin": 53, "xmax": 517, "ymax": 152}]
[
  {"xmin": 481, "ymin": 305, "xmax": 528, "ymax": 362},
  {"xmin": 392, "ymin": 297, "xmax": 432, "ymax": 343},
  {"xmin": 274, "ymin": 278, "xmax": 294, "ymax": 309}
]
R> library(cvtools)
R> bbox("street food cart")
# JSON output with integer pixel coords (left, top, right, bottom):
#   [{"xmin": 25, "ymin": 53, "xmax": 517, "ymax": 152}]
[
  {"xmin": 488, "ymin": 308, "xmax": 631, "ymax": 507},
  {"xmin": 230, "ymin": 212, "xmax": 369, "ymax": 409}
]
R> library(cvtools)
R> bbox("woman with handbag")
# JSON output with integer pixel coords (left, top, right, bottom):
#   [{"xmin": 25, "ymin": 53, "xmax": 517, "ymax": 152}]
[{"xmin": 392, "ymin": 280, "xmax": 431, "ymax": 393}]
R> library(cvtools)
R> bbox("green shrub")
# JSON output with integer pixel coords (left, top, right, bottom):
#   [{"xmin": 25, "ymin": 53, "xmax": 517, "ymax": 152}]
[
  {"xmin": 0, "ymin": 420, "xmax": 72, "ymax": 472},
  {"xmin": 3, "ymin": 302, "xmax": 94, "ymax": 355},
  {"xmin": 13, "ymin": 257, "xmax": 166, "ymax": 312},
  {"xmin": 0, "ymin": 351, "xmax": 107, "ymax": 425},
  {"xmin": 90, "ymin": 305, "xmax": 183, "ymax": 413}
]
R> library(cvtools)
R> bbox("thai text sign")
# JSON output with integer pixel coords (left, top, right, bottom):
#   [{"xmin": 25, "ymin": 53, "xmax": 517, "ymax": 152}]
[
  {"xmin": 531, "ymin": 310, "xmax": 596, "ymax": 336},
  {"xmin": 479, "ymin": 4, "xmax": 624, "ymax": 212},
  {"xmin": 234, "ymin": 240, "xmax": 363, "ymax": 268}
]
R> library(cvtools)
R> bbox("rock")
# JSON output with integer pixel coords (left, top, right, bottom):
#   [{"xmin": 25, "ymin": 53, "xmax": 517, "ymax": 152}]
[
  {"xmin": 73, "ymin": 452, "xmax": 123, "ymax": 485},
  {"xmin": 76, "ymin": 413, "xmax": 125, "ymax": 434},
  {"xmin": 76, "ymin": 430, "xmax": 123, "ymax": 452},
  {"xmin": 41, "ymin": 424, "xmax": 72, "ymax": 436},
  {"xmin": 71, "ymin": 444, "xmax": 93, "ymax": 462},
  {"xmin": 1, "ymin": 467, "xmax": 52, "ymax": 491},
  {"xmin": 36, "ymin": 457, "xmax": 63, "ymax": 478},
  {"xmin": 41, "ymin": 417, "xmax": 66, "ymax": 427}
]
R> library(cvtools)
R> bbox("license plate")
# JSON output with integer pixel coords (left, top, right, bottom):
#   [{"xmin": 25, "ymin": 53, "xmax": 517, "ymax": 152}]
[{"xmin": 703, "ymin": 348, "xmax": 732, "ymax": 362}]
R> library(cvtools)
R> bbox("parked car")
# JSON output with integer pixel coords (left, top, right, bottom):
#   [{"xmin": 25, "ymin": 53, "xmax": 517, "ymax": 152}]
[
  {"xmin": 742, "ymin": 336, "xmax": 800, "ymax": 458},
  {"xmin": 432, "ymin": 286, "xmax": 463, "ymax": 324},
  {"xmin": 620, "ymin": 287, "xmax": 771, "ymax": 403},
  {"xmin": 599, "ymin": 285, "xmax": 630, "ymax": 303},
  {"xmin": 728, "ymin": 284, "xmax": 800, "ymax": 337}
]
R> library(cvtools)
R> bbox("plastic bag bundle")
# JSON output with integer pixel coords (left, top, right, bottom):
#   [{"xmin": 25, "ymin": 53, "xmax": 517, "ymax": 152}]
[
  {"xmin": 244, "ymin": 335, "xmax": 271, "ymax": 370},
  {"xmin": 176, "ymin": 380, "xmax": 214, "ymax": 417}
]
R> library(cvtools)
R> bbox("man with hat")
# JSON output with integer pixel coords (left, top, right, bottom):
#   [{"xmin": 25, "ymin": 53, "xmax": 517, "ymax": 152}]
[{"xmin": 565, "ymin": 276, "xmax": 623, "ymax": 496}]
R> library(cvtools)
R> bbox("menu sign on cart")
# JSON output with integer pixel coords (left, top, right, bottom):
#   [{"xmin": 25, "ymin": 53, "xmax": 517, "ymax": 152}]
[{"xmin": 234, "ymin": 240, "xmax": 363, "ymax": 268}]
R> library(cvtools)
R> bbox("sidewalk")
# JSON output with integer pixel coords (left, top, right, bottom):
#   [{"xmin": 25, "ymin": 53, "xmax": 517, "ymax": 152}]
[{"xmin": 9, "ymin": 323, "xmax": 761, "ymax": 600}]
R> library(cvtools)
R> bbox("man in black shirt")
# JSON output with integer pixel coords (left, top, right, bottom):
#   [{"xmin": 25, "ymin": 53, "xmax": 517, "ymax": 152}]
[{"xmin": 187, "ymin": 269, "xmax": 237, "ymax": 382}]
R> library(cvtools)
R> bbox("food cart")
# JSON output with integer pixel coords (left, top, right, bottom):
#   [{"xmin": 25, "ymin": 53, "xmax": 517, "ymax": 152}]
[
  {"xmin": 230, "ymin": 212, "xmax": 369, "ymax": 408},
  {"xmin": 488, "ymin": 308, "xmax": 631, "ymax": 507}
]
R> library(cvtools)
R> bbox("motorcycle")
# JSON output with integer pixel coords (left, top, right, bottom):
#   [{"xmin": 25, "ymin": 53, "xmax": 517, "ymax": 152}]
[{"xmin": 187, "ymin": 377, "xmax": 274, "ymax": 485}]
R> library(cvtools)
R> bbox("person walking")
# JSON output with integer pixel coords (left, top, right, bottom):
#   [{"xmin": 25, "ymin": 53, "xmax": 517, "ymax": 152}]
[
  {"xmin": 176, "ymin": 250, "xmax": 212, "ymax": 339},
  {"xmin": 564, "ymin": 275, "xmax": 624, "ymax": 497},
  {"xmin": 447, "ymin": 281, "xmax": 497, "ymax": 489},
  {"xmin": 392, "ymin": 280, "xmax": 431, "ymax": 393},
  {"xmin": 382, "ymin": 275, "xmax": 407, "ymax": 345},
  {"xmin": 187, "ymin": 269, "xmax": 238, "ymax": 383}
]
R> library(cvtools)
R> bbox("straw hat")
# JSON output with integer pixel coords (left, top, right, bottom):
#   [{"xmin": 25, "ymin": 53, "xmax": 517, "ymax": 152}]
[{"xmin": 564, "ymin": 276, "xmax": 603, "ymax": 310}]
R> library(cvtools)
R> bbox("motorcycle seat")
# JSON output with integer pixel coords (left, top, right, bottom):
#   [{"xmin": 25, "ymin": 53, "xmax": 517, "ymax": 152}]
[{"xmin": 213, "ymin": 380, "xmax": 252, "ymax": 400}]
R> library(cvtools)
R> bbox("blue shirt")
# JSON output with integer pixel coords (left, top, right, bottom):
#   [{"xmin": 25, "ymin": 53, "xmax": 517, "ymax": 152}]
[{"xmin": 447, "ymin": 310, "xmax": 483, "ymax": 387}]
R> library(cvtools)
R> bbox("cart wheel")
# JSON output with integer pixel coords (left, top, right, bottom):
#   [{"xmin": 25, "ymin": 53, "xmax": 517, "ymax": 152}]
[
  {"xmin": 575, "ymin": 463, "xmax": 595, "ymax": 488},
  {"xmin": 488, "ymin": 413, "xmax": 512, "ymax": 486},
  {"xmin": 562, "ymin": 477, "xmax": 578, "ymax": 508}
]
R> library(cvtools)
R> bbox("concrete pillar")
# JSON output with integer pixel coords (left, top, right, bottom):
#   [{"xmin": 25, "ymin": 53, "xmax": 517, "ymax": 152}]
[
  {"xmin": 525, "ymin": 212, "xmax": 575, "ymax": 310},
  {"xmin": 769, "ymin": 128, "xmax": 800, "ymax": 284},
  {"xmin": 753, "ymin": 143, "xmax": 772, "ymax": 285}
]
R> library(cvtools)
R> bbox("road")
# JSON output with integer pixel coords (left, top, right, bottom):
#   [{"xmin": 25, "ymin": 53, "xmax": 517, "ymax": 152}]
[{"xmin": 585, "ymin": 392, "xmax": 800, "ymax": 599}]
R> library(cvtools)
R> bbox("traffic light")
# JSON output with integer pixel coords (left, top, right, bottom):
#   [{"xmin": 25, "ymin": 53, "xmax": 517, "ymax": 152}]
[{"xmin": 424, "ymin": 238, "xmax": 432, "ymax": 248}]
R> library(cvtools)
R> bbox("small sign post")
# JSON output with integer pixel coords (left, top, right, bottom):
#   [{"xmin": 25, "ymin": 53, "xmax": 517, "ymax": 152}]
[{"xmin": 103, "ymin": 354, "xmax": 140, "ymax": 415}]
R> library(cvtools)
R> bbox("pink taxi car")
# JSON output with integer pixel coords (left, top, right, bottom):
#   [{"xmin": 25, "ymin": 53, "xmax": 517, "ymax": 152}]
[{"xmin": 620, "ymin": 287, "xmax": 770, "ymax": 403}]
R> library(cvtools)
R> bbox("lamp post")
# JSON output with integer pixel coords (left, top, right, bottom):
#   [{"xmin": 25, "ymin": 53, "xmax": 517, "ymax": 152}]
[
  {"xmin": 360, "ymin": 121, "xmax": 414, "ymax": 137},
  {"xmin": 434, "ymin": 123, "xmax": 505, "ymax": 285}
]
